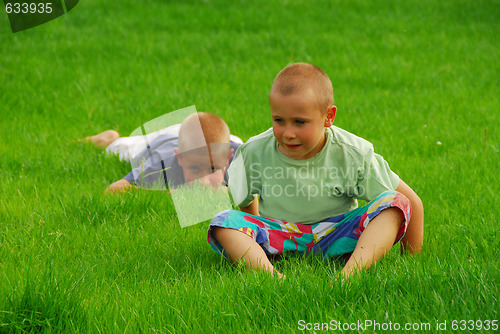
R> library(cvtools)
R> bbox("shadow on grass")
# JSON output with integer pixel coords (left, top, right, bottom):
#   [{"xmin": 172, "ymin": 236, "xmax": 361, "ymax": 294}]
[{"xmin": 1, "ymin": 264, "xmax": 88, "ymax": 333}]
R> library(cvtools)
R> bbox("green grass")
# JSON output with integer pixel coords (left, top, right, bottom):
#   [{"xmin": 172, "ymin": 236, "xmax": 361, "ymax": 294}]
[{"xmin": 0, "ymin": 0, "xmax": 498, "ymax": 332}]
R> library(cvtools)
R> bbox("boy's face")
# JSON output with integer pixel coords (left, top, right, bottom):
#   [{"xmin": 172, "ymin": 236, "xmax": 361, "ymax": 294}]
[
  {"xmin": 270, "ymin": 88, "xmax": 336, "ymax": 160},
  {"xmin": 175, "ymin": 146, "xmax": 233, "ymax": 187}
]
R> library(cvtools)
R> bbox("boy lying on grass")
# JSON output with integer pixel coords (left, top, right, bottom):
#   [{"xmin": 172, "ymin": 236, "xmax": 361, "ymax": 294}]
[
  {"xmin": 208, "ymin": 63, "xmax": 424, "ymax": 278},
  {"xmin": 86, "ymin": 112, "xmax": 243, "ymax": 193}
]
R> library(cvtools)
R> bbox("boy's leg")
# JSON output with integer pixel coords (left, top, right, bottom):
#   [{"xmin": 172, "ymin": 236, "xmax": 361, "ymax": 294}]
[
  {"xmin": 208, "ymin": 210, "xmax": 315, "ymax": 278},
  {"xmin": 212, "ymin": 227, "xmax": 283, "ymax": 278},
  {"xmin": 341, "ymin": 207, "xmax": 402, "ymax": 277},
  {"xmin": 311, "ymin": 190, "xmax": 411, "ymax": 277}
]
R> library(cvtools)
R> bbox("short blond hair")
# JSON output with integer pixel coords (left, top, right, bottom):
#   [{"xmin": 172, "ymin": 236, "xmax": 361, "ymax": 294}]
[
  {"xmin": 178, "ymin": 112, "xmax": 230, "ymax": 153},
  {"xmin": 271, "ymin": 62, "xmax": 334, "ymax": 112}
]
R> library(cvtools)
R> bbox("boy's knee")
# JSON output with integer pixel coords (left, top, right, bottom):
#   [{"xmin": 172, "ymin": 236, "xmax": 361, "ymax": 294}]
[{"xmin": 211, "ymin": 226, "xmax": 239, "ymax": 246}]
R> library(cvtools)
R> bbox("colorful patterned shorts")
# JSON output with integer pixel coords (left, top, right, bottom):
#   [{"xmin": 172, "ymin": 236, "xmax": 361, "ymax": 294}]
[{"xmin": 207, "ymin": 190, "xmax": 411, "ymax": 258}]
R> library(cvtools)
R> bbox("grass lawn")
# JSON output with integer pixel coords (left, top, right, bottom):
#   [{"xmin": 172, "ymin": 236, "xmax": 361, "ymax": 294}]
[{"xmin": 0, "ymin": 0, "xmax": 498, "ymax": 332}]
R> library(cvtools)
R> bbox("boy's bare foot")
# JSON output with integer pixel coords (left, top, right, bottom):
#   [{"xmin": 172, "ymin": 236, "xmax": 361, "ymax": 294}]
[{"xmin": 83, "ymin": 130, "xmax": 120, "ymax": 149}]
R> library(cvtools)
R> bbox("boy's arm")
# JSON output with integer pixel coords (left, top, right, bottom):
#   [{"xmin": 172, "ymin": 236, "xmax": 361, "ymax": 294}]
[
  {"xmin": 396, "ymin": 179, "xmax": 424, "ymax": 254},
  {"xmin": 240, "ymin": 195, "xmax": 259, "ymax": 216}
]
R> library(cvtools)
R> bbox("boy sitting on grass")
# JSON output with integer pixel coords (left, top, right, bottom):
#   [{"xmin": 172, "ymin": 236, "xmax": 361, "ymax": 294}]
[
  {"xmin": 208, "ymin": 63, "xmax": 424, "ymax": 278},
  {"xmin": 86, "ymin": 112, "xmax": 242, "ymax": 193}
]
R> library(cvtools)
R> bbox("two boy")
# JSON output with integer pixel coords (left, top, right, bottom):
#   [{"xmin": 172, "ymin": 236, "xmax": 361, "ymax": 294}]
[
  {"xmin": 89, "ymin": 63, "xmax": 424, "ymax": 277},
  {"xmin": 208, "ymin": 63, "xmax": 424, "ymax": 277}
]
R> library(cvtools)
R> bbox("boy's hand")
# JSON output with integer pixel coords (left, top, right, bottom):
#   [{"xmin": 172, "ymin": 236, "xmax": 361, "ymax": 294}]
[
  {"xmin": 240, "ymin": 196, "xmax": 259, "ymax": 216},
  {"xmin": 105, "ymin": 179, "xmax": 134, "ymax": 194}
]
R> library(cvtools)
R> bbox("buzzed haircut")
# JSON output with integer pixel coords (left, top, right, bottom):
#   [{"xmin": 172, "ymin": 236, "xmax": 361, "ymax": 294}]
[
  {"xmin": 178, "ymin": 112, "xmax": 230, "ymax": 153},
  {"xmin": 271, "ymin": 62, "xmax": 334, "ymax": 112}
]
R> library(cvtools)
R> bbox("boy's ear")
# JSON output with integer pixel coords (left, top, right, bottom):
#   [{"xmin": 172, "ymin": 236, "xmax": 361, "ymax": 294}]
[
  {"xmin": 324, "ymin": 105, "xmax": 337, "ymax": 127},
  {"xmin": 174, "ymin": 147, "xmax": 183, "ymax": 166}
]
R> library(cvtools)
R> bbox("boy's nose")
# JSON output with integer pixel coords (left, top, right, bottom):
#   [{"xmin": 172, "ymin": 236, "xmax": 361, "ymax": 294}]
[
  {"xmin": 283, "ymin": 126, "xmax": 296, "ymax": 139},
  {"xmin": 198, "ymin": 170, "xmax": 223, "ymax": 187}
]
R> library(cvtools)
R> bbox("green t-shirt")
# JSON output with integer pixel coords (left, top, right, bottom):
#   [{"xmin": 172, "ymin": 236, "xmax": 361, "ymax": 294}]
[{"xmin": 228, "ymin": 126, "xmax": 400, "ymax": 224}]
